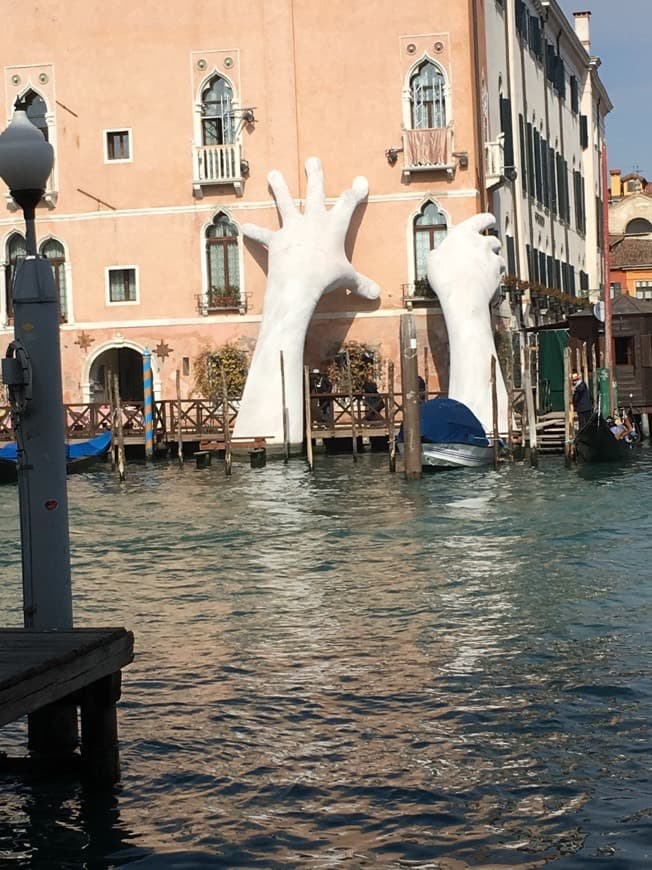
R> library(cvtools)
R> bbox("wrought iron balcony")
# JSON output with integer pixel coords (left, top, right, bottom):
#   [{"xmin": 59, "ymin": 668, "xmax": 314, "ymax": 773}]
[
  {"xmin": 401, "ymin": 280, "xmax": 441, "ymax": 308},
  {"xmin": 196, "ymin": 289, "xmax": 244, "ymax": 315}
]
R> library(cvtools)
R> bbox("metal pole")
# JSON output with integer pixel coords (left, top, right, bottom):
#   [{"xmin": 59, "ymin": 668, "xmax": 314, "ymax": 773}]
[
  {"xmin": 5, "ymin": 255, "xmax": 72, "ymax": 628},
  {"xmin": 142, "ymin": 348, "xmax": 154, "ymax": 460}
]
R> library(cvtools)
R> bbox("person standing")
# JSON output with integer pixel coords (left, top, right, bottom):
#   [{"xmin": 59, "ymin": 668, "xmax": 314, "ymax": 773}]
[{"xmin": 572, "ymin": 370, "xmax": 593, "ymax": 429}]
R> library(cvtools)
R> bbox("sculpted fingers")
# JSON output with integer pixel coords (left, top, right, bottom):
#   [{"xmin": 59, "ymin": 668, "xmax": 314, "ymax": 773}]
[
  {"xmin": 242, "ymin": 223, "xmax": 275, "ymax": 247},
  {"xmin": 349, "ymin": 271, "xmax": 381, "ymax": 300},
  {"xmin": 268, "ymin": 170, "xmax": 299, "ymax": 224},
  {"xmin": 304, "ymin": 157, "xmax": 327, "ymax": 216},
  {"xmin": 330, "ymin": 175, "xmax": 370, "ymax": 231},
  {"xmin": 458, "ymin": 212, "xmax": 497, "ymax": 236}
]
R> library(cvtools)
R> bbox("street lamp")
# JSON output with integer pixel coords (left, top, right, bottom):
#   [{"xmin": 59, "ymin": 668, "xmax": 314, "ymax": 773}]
[{"xmin": 0, "ymin": 98, "xmax": 73, "ymax": 632}]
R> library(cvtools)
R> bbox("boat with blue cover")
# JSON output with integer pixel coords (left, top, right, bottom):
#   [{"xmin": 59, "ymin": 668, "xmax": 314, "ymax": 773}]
[
  {"xmin": 398, "ymin": 396, "xmax": 495, "ymax": 468},
  {"xmin": 0, "ymin": 430, "xmax": 112, "ymax": 484}
]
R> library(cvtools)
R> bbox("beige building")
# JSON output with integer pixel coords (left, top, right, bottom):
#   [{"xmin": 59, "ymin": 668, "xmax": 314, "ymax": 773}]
[{"xmin": 0, "ymin": 1, "xmax": 609, "ymax": 407}]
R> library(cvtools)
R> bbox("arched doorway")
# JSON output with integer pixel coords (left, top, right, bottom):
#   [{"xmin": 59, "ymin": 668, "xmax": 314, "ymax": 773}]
[{"xmin": 88, "ymin": 346, "xmax": 145, "ymax": 403}]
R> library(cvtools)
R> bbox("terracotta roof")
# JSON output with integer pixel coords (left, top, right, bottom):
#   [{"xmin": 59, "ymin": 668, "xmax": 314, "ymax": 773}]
[{"xmin": 609, "ymin": 235, "xmax": 652, "ymax": 269}]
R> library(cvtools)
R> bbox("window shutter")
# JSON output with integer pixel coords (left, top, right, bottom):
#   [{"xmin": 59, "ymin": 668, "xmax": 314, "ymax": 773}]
[
  {"xmin": 527, "ymin": 123, "xmax": 535, "ymax": 196},
  {"xmin": 519, "ymin": 114, "xmax": 528, "ymax": 195},
  {"xmin": 541, "ymin": 136, "xmax": 549, "ymax": 208},
  {"xmin": 506, "ymin": 235, "xmax": 516, "ymax": 276},
  {"xmin": 534, "ymin": 129, "xmax": 542, "ymax": 203},
  {"xmin": 549, "ymin": 147, "xmax": 557, "ymax": 215},
  {"xmin": 500, "ymin": 97, "xmax": 514, "ymax": 168},
  {"xmin": 580, "ymin": 115, "xmax": 588, "ymax": 149}
]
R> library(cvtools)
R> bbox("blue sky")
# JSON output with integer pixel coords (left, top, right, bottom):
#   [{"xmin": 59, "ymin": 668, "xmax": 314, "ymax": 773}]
[{"xmin": 556, "ymin": 0, "xmax": 651, "ymax": 177}]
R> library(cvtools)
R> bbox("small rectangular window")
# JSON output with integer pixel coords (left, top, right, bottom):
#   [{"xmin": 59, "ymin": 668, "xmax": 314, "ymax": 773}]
[
  {"xmin": 105, "ymin": 129, "xmax": 132, "ymax": 162},
  {"xmin": 107, "ymin": 267, "xmax": 138, "ymax": 304}
]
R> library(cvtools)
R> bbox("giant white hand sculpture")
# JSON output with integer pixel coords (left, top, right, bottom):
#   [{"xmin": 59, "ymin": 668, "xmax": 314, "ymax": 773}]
[
  {"xmin": 426, "ymin": 213, "xmax": 509, "ymax": 434},
  {"xmin": 234, "ymin": 157, "xmax": 380, "ymax": 447}
]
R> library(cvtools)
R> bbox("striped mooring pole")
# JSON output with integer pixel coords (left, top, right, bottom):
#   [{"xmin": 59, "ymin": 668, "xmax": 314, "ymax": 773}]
[{"xmin": 143, "ymin": 348, "xmax": 154, "ymax": 460}]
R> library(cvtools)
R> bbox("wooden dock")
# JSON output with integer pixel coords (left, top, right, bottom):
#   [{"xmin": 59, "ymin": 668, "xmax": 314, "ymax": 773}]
[{"xmin": 0, "ymin": 627, "xmax": 134, "ymax": 783}]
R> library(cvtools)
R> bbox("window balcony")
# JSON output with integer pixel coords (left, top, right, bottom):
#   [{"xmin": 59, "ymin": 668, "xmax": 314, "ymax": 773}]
[
  {"xmin": 193, "ymin": 143, "xmax": 245, "ymax": 197},
  {"xmin": 401, "ymin": 127, "xmax": 456, "ymax": 179},
  {"xmin": 196, "ymin": 289, "xmax": 245, "ymax": 315},
  {"xmin": 402, "ymin": 280, "xmax": 442, "ymax": 309}
]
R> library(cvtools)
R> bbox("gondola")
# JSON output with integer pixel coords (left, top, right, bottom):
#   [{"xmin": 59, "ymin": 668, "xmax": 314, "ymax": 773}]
[
  {"xmin": 573, "ymin": 412, "xmax": 634, "ymax": 464},
  {"xmin": 0, "ymin": 430, "xmax": 112, "ymax": 484}
]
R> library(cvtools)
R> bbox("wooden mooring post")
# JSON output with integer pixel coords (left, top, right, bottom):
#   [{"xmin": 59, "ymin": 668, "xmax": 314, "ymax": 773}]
[
  {"xmin": 175, "ymin": 370, "xmax": 184, "ymax": 468},
  {"xmin": 491, "ymin": 357, "xmax": 500, "ymax": 469},
  {"xmin": 111, "ymin": 372, "xmax": 126, "ymax": 481},
  {"xmin": 399, "ymin": 312, "xmax": 422, "ymax": 479},
  {"xmin": 564, "ymin": 346, "xmax": 574, "ymax": 466},
  {"xmin": 221, "ymin": 371, "xmax": 232, "ymax": 476},
  {"xmin": 304, "ymin": 365, "xmax": 314, "ymax": 472},
  {"xmin": 387, "ymin": 361, "xmax": 396, "ymax": 473},
  {"xmin": 280, "ymin": 351, "xmax": 289, "ymax": 463},
  {"xmin": 522, "ymin": 345, "xmax": 538, "ymax": 467}
]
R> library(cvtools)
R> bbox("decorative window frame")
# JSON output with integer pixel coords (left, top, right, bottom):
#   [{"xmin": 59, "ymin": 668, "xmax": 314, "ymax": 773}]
[
  {"xmin": 190, "ymin": 50, "xmax": 246, "ymax": 197},
  {"xmin": 103, "ymin": 128, "xmax": 133, "ymax": 164},
  {"xmin": 398, "ymin": 38, "xmax": 455, "ymax": 179},
  {"xmin": 39, "ymin": 234, "xmax": 74, "ymax": 323},
  {"xmin": 402, "ymin": 54, "xmax": 451, "ymax": 132},
  {"xmin": 404, "ymin": 197, "xmax": 451, "ymax": 290},
  {"xmin": 105, "ymin": 265, "xmax": 140, "ymax": 306},
  {"xmin": 5, "ymin": 64, "xmax": 58, "ymax": 210},
  {"xmin": 199, "ymin": 209, "xmax": 246, "ymax": 315}
]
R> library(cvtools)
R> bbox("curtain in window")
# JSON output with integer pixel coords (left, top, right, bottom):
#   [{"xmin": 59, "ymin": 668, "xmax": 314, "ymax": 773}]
[
  {"xmin": 410, "ymin": 62, "xmax": 446, "ymax": 129},
  {"xmin": 201, "ymin": 76, "xmax": 234, "ymax": 146},
  {"xmin": 206, "ymin": 215, "xmax": 239, "ymax": 300},
  {"xmin": 109, "ymin": 269, "xmax": 134, "ymax": 302},
  {"xmin": 414, "ymin": 203, "xmax": 447, "ymax": 281},
  {"xmin": 40, "ymin": 238, "xmax": 67, "ymax": 320},
  {"xmin": 404, "ymin": 129, "xmax": 448, "ymax": 166}
]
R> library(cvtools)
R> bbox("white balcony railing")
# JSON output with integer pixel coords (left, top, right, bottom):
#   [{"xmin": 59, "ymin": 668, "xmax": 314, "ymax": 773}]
[
  {"xmin": 485, "ymin": 134, "xmax": 505, "ymax": 186},
  {"xmin": 193, "ymin": 142, "xmax": 244, "ymax": 196}
]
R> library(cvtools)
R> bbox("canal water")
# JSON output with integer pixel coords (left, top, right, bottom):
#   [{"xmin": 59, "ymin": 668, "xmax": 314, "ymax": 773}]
[{"xmin": 0, "ymin": 449, "xmax": 650, "ymax": 868}]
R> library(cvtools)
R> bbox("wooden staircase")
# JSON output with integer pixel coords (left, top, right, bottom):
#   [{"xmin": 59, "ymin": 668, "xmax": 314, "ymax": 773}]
[{"xmin": 536, "ymin": 412, "xmax": 566, "ymax": 454}]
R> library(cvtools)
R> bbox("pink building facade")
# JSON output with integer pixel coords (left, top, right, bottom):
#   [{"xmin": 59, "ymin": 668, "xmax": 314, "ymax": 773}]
[
  {"xmin": 0, "ymin": 1, "xmax": 487, "ymax": 405},
  {"xmin": 0, "ymin": 1, "xmax": 609, "ymax": 408}
]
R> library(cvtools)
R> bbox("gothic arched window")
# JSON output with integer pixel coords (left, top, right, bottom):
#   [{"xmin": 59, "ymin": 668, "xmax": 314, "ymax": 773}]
[
  {"xmin": 40, "ymin": 238, "xmax": 68, "ymax": 321},
  {"xmin": 413, "ymin": 202, "xmax": 447, "ymax": 285},
  {"xmin": 410, "ymin": 61, "xmax": 446, "ymax": 129},
  {"xmin": 201, "ymin": 76, "xmax": 234, "ymax": 146},
  {"xmin": 206, "ymin": 214, "xmax": 240, "ymax": 308}
]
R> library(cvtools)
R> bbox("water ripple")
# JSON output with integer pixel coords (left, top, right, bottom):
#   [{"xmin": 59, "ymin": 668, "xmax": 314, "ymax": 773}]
[{"xmin": 0, "ymin": 451, "xmax": 651, "ymax": 866}]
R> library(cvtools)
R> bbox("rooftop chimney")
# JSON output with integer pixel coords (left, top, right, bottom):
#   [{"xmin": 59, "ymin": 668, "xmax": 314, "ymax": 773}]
[{"xmin": 573, "ymin": 11, "xmax": 591, "ymax": 52}]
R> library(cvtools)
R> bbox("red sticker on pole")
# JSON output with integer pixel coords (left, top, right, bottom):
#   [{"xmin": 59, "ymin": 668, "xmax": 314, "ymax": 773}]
[{"xmin": 45, "ymin": 499, "xmax": 58, "ymax": 511}]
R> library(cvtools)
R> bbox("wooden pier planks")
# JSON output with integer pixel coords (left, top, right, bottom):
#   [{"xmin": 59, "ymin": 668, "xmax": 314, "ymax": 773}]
[{"xmin": 0, "ymin": 627, "xmax": 134, "ymax": 728}]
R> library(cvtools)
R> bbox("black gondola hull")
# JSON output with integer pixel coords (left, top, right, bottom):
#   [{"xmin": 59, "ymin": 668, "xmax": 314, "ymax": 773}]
[{"xmin": 574, "ymin": 413, "xmax": 633, "ymax": 464}]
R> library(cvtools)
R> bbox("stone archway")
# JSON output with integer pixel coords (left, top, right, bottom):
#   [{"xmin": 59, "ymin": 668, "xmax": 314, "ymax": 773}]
[{"xmin": 83, "ymin": 340, "xmax": 160, "ymax": 404}]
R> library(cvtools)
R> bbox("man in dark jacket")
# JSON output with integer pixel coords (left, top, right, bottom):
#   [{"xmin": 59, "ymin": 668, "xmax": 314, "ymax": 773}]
[{"xmin": 572, "ymin": 370, "xmax": 593, "ymax": 428}]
